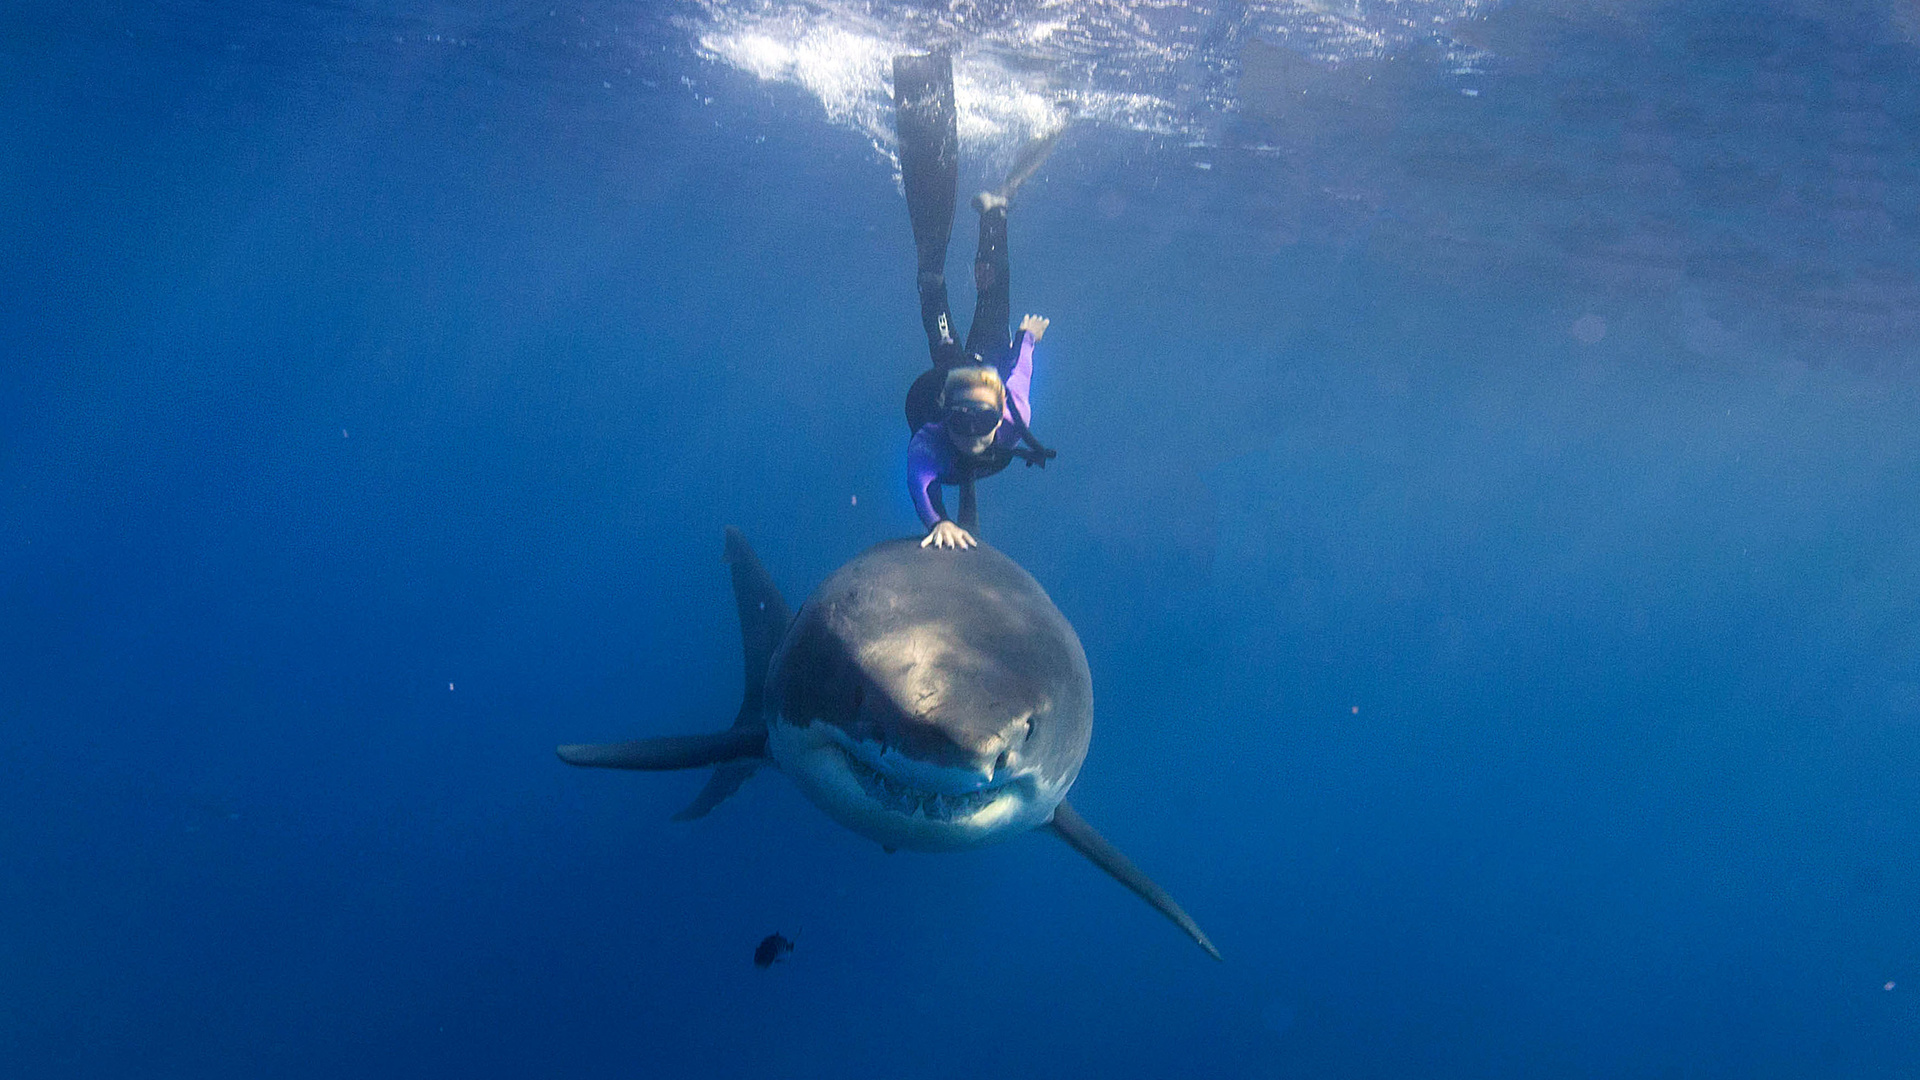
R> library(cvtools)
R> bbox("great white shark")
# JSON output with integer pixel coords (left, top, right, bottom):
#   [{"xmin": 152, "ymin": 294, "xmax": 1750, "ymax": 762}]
[{"xmin": 557, "ymin": 528, "xmax": 1219, "ymax": 960}]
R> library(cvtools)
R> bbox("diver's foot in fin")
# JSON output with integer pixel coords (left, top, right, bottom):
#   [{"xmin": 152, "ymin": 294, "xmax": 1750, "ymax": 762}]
[
  {"xmin": 971, "ymin": 190, "xmax": 1009, "ymax": 215},
  {"xmin": 983, "ymin": 127, "xmax": 1065, "ymax": 208}
]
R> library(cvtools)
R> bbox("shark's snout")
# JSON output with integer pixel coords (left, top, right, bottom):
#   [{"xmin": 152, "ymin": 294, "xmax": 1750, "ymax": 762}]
[
  {"xmin": 854, "ymin": 648, "xmax": 1046, "ymax": 785},
  {"xmin": 962, "ymin": 712, "xmax": 1034, "ymax": 783}
]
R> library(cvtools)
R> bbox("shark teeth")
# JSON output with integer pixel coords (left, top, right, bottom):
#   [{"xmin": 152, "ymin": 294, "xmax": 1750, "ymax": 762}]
[{"xmin": 843, "ymin": 754, "xmax": 999, "ymax": 822}]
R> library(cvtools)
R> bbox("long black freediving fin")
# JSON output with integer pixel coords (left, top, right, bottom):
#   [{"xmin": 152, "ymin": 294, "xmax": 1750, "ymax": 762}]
[
  {"xmin": 894, "ymin": 50, "xmax": 966, "ymax": 369},
  {"xmin": 893, "ymin": 50, "xmax": 958, "ymax": 277},
  {"xmin": 555, "ymin": 527, "xmax": 793, "ymax": 820},
  {"xmin": 1048, "ymin": 799, "xmax": 1222, "ymax": 961}
]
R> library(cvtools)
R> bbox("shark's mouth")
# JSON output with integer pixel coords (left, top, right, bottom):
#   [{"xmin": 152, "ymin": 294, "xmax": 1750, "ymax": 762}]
[
  {"xmin": 842, "ymin": 752, "xmax": 1017, "ymax": 822},
  {"xmin": 767, "ymin": 716, "xmax": 1063, "ymax": 851}
]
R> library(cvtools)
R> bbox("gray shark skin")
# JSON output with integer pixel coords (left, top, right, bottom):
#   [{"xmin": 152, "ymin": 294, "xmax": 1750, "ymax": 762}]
[{"xmin": 557, "ymin": 528, "xmax": 1219, "ymax": 960}]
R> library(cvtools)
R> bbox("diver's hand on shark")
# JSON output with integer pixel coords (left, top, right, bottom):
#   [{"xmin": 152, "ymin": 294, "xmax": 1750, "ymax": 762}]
[{"xmin": 922, "ymin": 520, "xmax": 976, "ymax": 550}]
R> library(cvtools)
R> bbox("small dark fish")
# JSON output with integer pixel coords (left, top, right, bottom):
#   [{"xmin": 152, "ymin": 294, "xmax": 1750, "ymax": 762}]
[{"xmin": 753, "ymin": 932, "xmax": 795, "ymax": 969}]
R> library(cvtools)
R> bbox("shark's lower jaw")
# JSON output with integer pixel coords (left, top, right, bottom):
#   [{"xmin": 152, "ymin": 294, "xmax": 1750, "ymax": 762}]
[{"xmin": 767, "ymin": 720, "xmax": 1065, "ymax": 852}]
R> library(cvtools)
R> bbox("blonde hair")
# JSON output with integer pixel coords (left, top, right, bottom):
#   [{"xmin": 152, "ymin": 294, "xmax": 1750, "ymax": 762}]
[{"xmin": 938, "ymin": 365, "xmax": 1005, "ymax": 411}]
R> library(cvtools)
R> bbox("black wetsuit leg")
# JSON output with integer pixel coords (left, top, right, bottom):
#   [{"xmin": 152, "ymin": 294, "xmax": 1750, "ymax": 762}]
[
  {"xmin": 963, "ymin": 203, "xmax": 1011, "ymax": 366},
  {"xmin": 893, "ymin": 51, "xmax": 964, "ymax": 371}
]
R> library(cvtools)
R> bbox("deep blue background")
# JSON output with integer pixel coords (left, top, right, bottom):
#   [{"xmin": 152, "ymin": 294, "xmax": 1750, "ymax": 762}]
[{"xmin": 4, "ymin": 2, "xmax": 1918, "ymax": 1077}]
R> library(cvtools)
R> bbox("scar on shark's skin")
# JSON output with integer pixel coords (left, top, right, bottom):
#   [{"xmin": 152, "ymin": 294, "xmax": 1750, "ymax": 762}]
[{"xmin": 557, "ymin": 529, "xmax": 1220, "ymax": 961}]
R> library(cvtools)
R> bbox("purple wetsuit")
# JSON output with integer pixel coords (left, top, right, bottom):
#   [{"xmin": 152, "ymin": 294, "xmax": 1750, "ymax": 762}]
[{"xmin": 907, "ymin": 330, "xmax": 1036, "ymax": 529}]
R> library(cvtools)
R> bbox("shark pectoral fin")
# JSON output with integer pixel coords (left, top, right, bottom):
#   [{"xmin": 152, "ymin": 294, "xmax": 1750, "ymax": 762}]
[
  {"xmin": 556, "ymin": 727, "xmax": 767, "ymax": 771},
  {"xmin": 1048, "ymin": 800, "xmax": 1222, "ymax": 961},
  {"xmin": 671, "ymin": 760, "xmax": 760, "ymax": 821}
]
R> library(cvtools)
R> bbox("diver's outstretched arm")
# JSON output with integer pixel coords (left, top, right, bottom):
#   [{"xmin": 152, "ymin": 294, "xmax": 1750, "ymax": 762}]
[
  {"xmin": 910, "ymin": 428, "xmax": 978, "ymax": 550},
  {"xmin": 908, "ymin": 433, "xmax": 948, "ymax": 529},
  {"xmin": 997, "ymin": 319, "xmax": 1056, "ymax": 465}
]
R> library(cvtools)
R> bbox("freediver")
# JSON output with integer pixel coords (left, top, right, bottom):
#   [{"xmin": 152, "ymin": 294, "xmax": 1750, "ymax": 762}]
[{"xmin": 893, "ymin": 50, "xmax": 1060, "ymax": 551}]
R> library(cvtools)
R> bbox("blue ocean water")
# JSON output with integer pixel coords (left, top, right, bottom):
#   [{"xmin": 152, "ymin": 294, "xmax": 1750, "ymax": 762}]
[{"xmin": 5, "ymin": 1, "xmax": 1919, "ymax": 1076}]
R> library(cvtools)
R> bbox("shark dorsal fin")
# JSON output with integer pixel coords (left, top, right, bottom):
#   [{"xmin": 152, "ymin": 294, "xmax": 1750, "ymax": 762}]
[
  {"xmin": 668, "ymin": 528, "xmax": 793, "ymax": 820},
  {"xmin": 556, "ymin": 530, "xmax": 791, "ymax": 820},
  {"xmin": 725, "ymin": 526, "xmax": 791, "ymax": 728}
]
